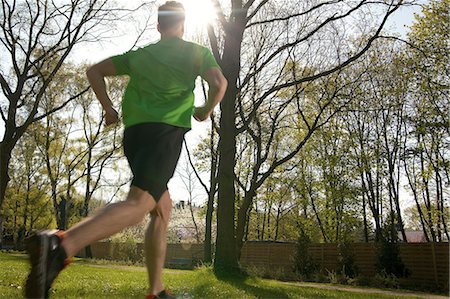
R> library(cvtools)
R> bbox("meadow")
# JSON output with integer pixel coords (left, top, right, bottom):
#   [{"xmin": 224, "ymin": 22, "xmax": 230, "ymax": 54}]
[{"xmin": 0, "ymin": 252, "xmax": 441, "ymax": 299}]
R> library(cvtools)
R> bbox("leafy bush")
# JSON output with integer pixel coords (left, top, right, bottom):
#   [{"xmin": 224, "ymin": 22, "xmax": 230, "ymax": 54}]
[
  {"xmin": 376, "ymin": 223, "xmax": 409, "ymax": 278},
  {"xmin": 114, "ymin": 241, "xmax": 144, "ymax": 264},
  {"xmin": 245, "ymin": 265, "xmax": 290, "ymax": 281},
  {"xmin": 372, "ymin": 272, "xmax": 401, "ymax": 289},
  {"xmin": 293, "ymin": 229, "xmax": 317, "ymax": 279},
  {"xmin": 337, "ymin": 242, "xmax": 358, "ymax": 278}
]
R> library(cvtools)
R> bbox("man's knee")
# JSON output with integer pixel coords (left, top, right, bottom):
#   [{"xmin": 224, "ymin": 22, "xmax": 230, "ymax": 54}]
[
  {"xmin": 150, "ymin": 192, "xmax": 172, "ymax": 221},
  {"xmin": 126, "ymin": 186, "xmax": 156, "ymax": 212}
]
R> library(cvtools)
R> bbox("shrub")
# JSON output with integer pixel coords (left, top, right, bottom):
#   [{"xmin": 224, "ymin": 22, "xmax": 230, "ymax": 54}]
[
  {"xmin": 376, "ymin": 222, "xmax": 409, "ymax": 278},
  {"xmin": 244, "ymin": 265, "xmax": 290, "ymax": 281},
  {"xmin": 337, "ymin": 242, "xmax": 358, "ymax": 278},
  {"xmin": 293, "ymin": 229, "xmax": 317, "ymax": 279},
  {"xmin": 114, "ymin": 241, "xmax": 144, "ymax": 264},
  {"xmin": 372, "ymin": 272, "xmax": 401, "ymax": 289}
]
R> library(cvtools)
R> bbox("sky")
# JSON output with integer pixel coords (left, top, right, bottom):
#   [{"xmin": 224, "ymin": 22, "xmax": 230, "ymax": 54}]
[{"xmin": 0, "ymin": 0, "xmax": 427, "ymax": 204}]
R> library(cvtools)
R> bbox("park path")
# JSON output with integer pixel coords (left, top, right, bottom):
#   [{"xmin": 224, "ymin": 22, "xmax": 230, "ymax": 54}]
[{"xmin": 279, "ymin": 281, "xmax": 449, "ymax": 299}]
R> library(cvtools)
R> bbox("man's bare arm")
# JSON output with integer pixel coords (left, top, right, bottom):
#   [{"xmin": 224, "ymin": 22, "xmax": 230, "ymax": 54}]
[
  {"xmin": 86, "ymin": 58, "xmax": 119, "ymax": 126},
  {"xmin": 194, "ymin": 67, "xmax": 227, "ymax": 121}
]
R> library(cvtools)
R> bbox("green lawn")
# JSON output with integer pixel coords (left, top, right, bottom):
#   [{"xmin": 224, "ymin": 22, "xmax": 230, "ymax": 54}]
[{"xmin": 0, "ymin": 252, "xmax": 427, "ymax": 298}]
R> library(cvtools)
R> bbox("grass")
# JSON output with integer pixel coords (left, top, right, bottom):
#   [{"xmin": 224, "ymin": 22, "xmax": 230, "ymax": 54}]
[{"xmin": 0, "ymin": 252, "xmax": 430, "ymax": 298}]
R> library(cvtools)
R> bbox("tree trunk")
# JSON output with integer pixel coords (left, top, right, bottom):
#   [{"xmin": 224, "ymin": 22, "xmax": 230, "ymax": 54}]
[
  {"xmin": 213, "ymin": 7, "xmax": 246, "ymax": 272},
  {"xmin": 0, "ymin": 142, "xmax": 13, "ymax": 248},
  {"xmin": 0, "ymin": 216, "xmax": 3, "ymax": 249},
  {"xmin": 362, "ymin": 192, "xmax": 369, "ymax": 242},
  {"xmin": 236, "ymin": 190, "xmax": 255, "ymax": 258},
  {"xmin": 59, "ymin": 196, "xmax": 67, "ymax": 231},
  {"xmin": 310, "ymin": 190, "xmax": 328, "ymax": 242},
  {"xmin": 204, "ymin": 191, "xmax": 214, "ymax": 263},
  {"xmin": 420, "ymin": 140, "xmax": 437, "ymax": 242},
  {"xmin": 274, "ymin": 201, "xmax": 282, "ymax": 241},
  {"xmin": 404, "ymin": 158, "xmax": 430, "ymax": 242},
  {"xmin": 85, "ymin": 246, "xmax": 93, "ymax": 259},
  {"xmin": 202, "ymin": 116, "xmax": 218, "ymax": 263},
  {"xmin": 215, "ymin": 93, "xmax": 239, "ymax": 270}
]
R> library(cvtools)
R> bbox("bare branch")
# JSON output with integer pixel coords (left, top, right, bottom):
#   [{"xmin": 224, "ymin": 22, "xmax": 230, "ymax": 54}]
[
  {"xmin": 379, "ymin": 35, "xmax": 428, "ymax": 57},
  {"xmin": 246, "ymin": 0, "xmax": 269, "ymax": 21},
  {"xmin": 184, "ymin": 140, "xmax": 210, "ymax": 195},
  {"xmin": 248, "ymin": 1, "xmax": 402, "ymax": 121},
  {"xmin": 31, "ymin": 86, "xmax": 89, "ymax": 124},
  {"xmin": 247, "ymin": 0, "xmax": 343, "ymax": 27},
  {"xmin": 242, "ymin": 0, "xmax": 373, "ymax": 88}
]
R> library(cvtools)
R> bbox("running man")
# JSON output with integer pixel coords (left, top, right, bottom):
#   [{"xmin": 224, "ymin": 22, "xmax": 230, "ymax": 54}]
[{"xmin": 25, "ymin": 1, "xmax": 227, "ymax": 298}]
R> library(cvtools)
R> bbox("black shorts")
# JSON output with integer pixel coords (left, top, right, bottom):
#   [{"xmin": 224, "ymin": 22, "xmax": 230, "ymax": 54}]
[{"xmin": 123, "ymin": 123, "xmax": 188, "ymax": 202}]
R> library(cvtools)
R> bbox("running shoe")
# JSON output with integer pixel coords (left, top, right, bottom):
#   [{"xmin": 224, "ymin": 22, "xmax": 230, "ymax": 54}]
[{"xmin": 25, "ymin": 230, "xmax": 70, "ymax": 298}]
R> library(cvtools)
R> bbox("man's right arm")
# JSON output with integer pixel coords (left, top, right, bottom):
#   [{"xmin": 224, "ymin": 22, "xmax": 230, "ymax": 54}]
[
  {"xmin": 86, "ymin": 58, "xmax": 119, "ymax": 126},
  {"xmin": 194, "ymin": 67, "xmax": 227, "ymax": 122}
]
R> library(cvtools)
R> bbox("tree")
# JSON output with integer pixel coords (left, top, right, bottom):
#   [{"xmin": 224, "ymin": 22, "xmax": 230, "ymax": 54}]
[
  {"xmin": 207, "ymin": 0, "xmax": 405, "ymax": 271},
  {"xmin": 2, "ymin": 128, "xmax": 53, "ymax": 247},
  {"xmin": 187, "ymin": 110, "xmax": 220, "ymax": 262},
  {"xmin": 33, "ymin": 63, "xmax": 90, "ymax": 231},
  {"xmin": 0, "ymin": 0, "xmax": 115, "ymax": 246},
  {"xmin": 402, "ymin": 0, "xmax": 449, "ymax": 241},
  {"xmin": 177, "ymin": 155, "xmax": 204, "ymax": 243},
  {"xmin": 245, "ymin": 170, "xmax": 299, "ymax": 241},
  {"xmin": 76, "ymin": 75, "xmax": 128, "ymax": 257}
]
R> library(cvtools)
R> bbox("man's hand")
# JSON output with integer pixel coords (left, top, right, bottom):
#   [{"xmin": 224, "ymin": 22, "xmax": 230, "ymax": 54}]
[
  {"xmin": 104, "ymin": 107, "xmax": 119, "ymax": 126},
  {"xmin": 193, "ymin": 106, "xmax": 211, "ymax": 122}
]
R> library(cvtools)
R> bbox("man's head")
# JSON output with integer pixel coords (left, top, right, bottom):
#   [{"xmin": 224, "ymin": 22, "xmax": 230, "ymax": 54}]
[{"xmin": 157, "ymin": 1, "xmax": 185, "ymax": 37}]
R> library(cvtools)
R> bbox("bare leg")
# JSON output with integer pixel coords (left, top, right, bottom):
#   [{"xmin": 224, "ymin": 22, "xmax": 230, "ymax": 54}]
[
  {"xmin": 62, "ymin": 186, "xmax": 156, "ymax": 257},
  {"xmin": 145, "ymin": 190, "xmax": 172, "ymax": 295}
]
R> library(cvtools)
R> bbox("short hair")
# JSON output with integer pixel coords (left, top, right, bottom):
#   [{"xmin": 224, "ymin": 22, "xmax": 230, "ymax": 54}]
[{"xmin": 158, "ymin": 1, "xmax": 185, "ymax": 31}]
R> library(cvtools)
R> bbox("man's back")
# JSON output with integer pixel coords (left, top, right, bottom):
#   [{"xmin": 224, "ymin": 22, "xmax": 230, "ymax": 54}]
[{"xmin": 111, "ymin": 37, "xmax": 219, "ymax": 129}]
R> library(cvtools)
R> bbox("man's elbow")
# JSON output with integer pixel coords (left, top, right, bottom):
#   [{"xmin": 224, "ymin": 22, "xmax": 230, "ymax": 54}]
[
  {"xmin": 86, "ymin": 65, "xmax": 98, "ymax": 80},
  {"xmin": 222, "ymin": 77, "xmax": 228, "ymax": 90},
  {"xmin": 216, "ymin": 75, "xmax": 228, "ymax": 94}
]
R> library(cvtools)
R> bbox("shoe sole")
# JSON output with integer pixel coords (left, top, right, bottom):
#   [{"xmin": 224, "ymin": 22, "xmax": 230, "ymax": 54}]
[{"xmin": 25, "ymin": 232, "xmax": 50, "ymax": 299}]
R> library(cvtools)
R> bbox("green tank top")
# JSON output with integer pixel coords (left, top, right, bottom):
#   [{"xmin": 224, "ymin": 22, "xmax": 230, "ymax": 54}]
[{"xmin": 111, "ymin": 37, "xmax": 219, "ymax": 129}]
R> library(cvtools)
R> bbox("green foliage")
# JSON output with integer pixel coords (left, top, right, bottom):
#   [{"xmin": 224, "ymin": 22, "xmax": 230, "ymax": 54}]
[
  {"xmin": 107, "ymin": 221, "xmax": 147, "ymax": 244},
  {"xmin": 244, "ymin": 265, "xmax": 289, "ymax": 281},
  {"xmin": 408, "ymin": 0, "xmax": 449, "ymax": 80},
  {"xmin": 372, "ymin": 273, "xmax": 401, "ymax": 289},
  {"xmin": 337, "ymin": 242, "xmax": 358, "ymax": 278},
  {"xmin": 326, "ymin": 270, "xmax": 351, "ymax": 285},
  {"xmin": 293, "ymin": 229, "xmax": 317, "ymax": 279},
  {"xmin": 376, "ymin": 241, "xmax": 408, "ymax": 278},
  {"xmin": 105, "ymin": 222, "xmax": 146, "ymax": 264},
  {"xmin": 2, "ymin": 133, "xmax": 56, "ymax": 246},
  {"xmin": 376, "ymin": 223, "xmax": 409, "ymax": 278},
  {"xmin": 114, "ymin": 242, "xmax": 144, "ymax": 264}
]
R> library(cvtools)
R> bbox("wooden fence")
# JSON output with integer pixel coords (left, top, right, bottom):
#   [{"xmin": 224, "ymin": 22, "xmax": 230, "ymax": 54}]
[
  {"xmin": 239, "ymin": 241, "xmax": 449, "ymax": 288},
  {"xmin": 77, "ymin": 241, "xmax": 449, "ymax": 288}
]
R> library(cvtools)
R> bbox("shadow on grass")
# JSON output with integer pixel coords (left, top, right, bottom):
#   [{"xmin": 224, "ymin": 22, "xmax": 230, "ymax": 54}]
[{"xmin": 214, "ymin": 268, "xmax": 290, "ymax": 299}]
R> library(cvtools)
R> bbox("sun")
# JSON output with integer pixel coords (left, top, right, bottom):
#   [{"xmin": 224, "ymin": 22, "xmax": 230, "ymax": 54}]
[{"xmin": 182, "ymin": 0, "xmax": 217, "ymax": 30}]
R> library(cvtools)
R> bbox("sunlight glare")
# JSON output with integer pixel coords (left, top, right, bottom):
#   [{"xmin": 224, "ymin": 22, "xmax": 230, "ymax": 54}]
[{"xmin": 182, "ymin": 0, "xmax": 217, "ymax": 30}]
